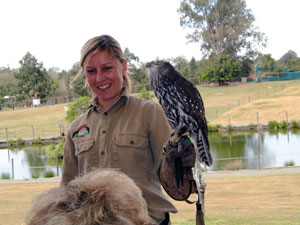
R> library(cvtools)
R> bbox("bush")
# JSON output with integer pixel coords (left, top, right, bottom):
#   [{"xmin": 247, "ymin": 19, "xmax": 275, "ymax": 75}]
[
  {"xmin": 227, "ymin": 124, "xmax": 233, "ymax": 131},
  {"xmin": 249, "ymin": 124, "xmax": 256, "ymax": 130},
  {"xmin": 1, "ymin": 172, "xmax": 10, "ymax": 179},
  {"xmin": 17, "ymin": 138, "xmax": 23, "ymax": 146},
  {"xmin": 44, "ymin": 170, "xmax": 55, "ymax": 178},
  {"xmin": 8, "ymin": 139, "xmax": 14, "ymax": 146},
  {"xmin": 46, "ymin": 140, "xmax": 64, "ymax": 159},
  {"xmin": 33, "ymin": 136, "xmax": 42, "ymax": 145},
  {"xmin": 208, "ymin": 124, "xmax": 221, "ymax": 132},
  {"xmin": 279, "ymin": 121, "xmax": 288, "ymax": 129},
  {"xmin": 65, "ymin": 96, "xmax": 91, "ymax": 123},
  {"xmin": 137, "ymin": 88, "xmax": 154, "ymax": 100},
  {"xmin": 268, "ymin": 121, "xmax": 279, "ymax": 129},
  {"xmin": 31, "ymin": 173, "xmax": 40, "ymax": 179},
  {"xmin": 291, "ymin": 120, "xmax": 300, "ymax": 129},
  {"xmin": 284, "ymin": 161, "xmax": 295, "ymax": 167}
]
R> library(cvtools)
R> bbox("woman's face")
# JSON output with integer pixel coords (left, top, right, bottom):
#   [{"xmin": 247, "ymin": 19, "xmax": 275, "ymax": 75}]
[{"xmin": 84, "ymin": 50, "xmax": 127, "ymax": 110}]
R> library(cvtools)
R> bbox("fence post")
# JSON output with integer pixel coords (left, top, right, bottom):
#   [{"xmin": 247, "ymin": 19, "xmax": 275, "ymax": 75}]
[
  {"xmin": 11, "ymin": 158, "xmax": 14, "ymax": 180},
  {"xmin": 248, "ymin": 96, "xmax": 250, "ymax": 102},
  {"xmin": 56, "ymin": 157, "xmax": 59, "ymax": 177},
  {"xmin": 31, "ymin": 125, "xmax": 35, "ymax": 141},
  {"xmin": 228, "ymin": 114, "xmax": 231, "ymax": 125},
  {"xmin": 286, "ymin": 112, "xmax": 289, "ymax": 124},
  {"xmin": 238, "ymin": 99, "xmax": 240, "ymax": 106},
  {"xmin": 6, "ymin": 128, "xmax": 9, "ymax": 146},
  {"xmin": 256, "ymin": 112, "xmax": 259, "ymax": 124}
]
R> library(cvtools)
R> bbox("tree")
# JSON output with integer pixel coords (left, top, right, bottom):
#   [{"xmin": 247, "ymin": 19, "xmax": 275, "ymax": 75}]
[
  {"xmin": 14, "ymin": 52, "xmax": 56, "ymax": 102},
  {"xmin": 178, "ymin": 0, "xmax": 267, "ymax": 59},
  {"xmin": 65, "ymin": 96, "xmax": 91, "ymax": 123},
  {"xmin": 65, "ymin": 62, "xmax": 91, "ymax": 97},
  {"xmin": 200, "ymin": 54, "xmax": 242, "ymax": 85},
  {"xmin": 279, "ymin": 50, "xmax": 298, "ymax": 64},
  {"xmin": 286, "ymin": 58, "xmax": 300, "ymax": 71}
]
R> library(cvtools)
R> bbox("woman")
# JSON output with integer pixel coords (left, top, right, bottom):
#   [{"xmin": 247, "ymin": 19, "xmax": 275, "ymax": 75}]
[{"xmin": 61, "ymin": 35, "xmax": 177, "ymax": 224}]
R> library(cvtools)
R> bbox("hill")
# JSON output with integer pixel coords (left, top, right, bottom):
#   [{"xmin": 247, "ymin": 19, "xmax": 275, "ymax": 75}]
[{"xmin": 1, "ymin": 80, "xmax": 300, "ymax": 140}]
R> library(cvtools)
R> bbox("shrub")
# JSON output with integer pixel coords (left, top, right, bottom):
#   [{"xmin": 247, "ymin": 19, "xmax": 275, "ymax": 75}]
[
  {"xmin": 33, "ymin": 137, "xmax": 42, "ymax": 145},
  {"xmin": 227, "ymin": 124, "xmax": 233, "ymax": 132},
  {"xmin": 46, "ymin": 140, "xmax": 65, "ymax": 159},
  {"xmin": 17, "ymin": 138, "xmax": 23, "ymax": 146},
  {"xmin": 284, "ymin": 161, "xmax": 295, "ymax": 167},
  {"xmin": 65, "ymin": 96, "xmax": 91, "ymax": 123},
  {"xmin": 1, "ymin": 172, "xmax": 10, "ymax": 179},
  {"xmin": 137, "ymin": 88, "xmax": 154, "ymax": 100},
  {"xmin": 279, "ymin": 121, "xmax": 288, "ymax": 129},
  {"xmin": 291, "ymin": 120, "xmax": 300, "ymax": 129},
  {"xmin": 268, "ymin": 121, "xmax": 279, "ymax": 129},
  {"xmin": 31, "ymin": 173, "xmax": 40, "ymax": 179},
  {"xmin": 249, "ymin": 124, "xmax": 256, "ymax": 130},
  {"xmin": 44, "ymin": 170, "xmax": 55, "ymax": 178},
  {"xmin": 8, "ymin": 139, "xmax": 14, "ymax": 146}
]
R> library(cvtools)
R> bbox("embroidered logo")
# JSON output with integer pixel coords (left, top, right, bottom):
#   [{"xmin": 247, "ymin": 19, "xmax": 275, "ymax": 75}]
[{"xmin": 72, "ymin": 124, "xmax": 90, "ymax": 138}]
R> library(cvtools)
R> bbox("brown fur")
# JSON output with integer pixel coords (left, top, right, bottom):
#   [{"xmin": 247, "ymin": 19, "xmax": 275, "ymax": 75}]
[{"xmin": 26, "ymin": 169, "xmax": 156, "ymax": 225}]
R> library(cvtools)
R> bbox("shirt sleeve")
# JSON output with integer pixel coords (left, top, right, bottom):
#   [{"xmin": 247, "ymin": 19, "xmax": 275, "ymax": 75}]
[
  {"xmin": 147, "ymin": 102, "xmax": 172, "ymax": 178},
  {"xmin": 61, "ymin": 128, "xmax": 78, "ymax": 185}
]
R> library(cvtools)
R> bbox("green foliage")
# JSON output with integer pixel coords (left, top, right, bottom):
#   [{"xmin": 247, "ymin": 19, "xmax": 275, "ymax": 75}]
[
  {"xmin": 178, "ymin": 0, "xmax": 267, "ymax": 59},
  {"xmin": 249, "ymin": 124, "xmax": 256, "ymax": 130},
  {"xmin": 227, "ymin": 124, "xmax": 233, "ymax": 131},
  {"xmin": 44, "ymin": 170, "xmax": 55, "ymax": 178},
  {"xmin": 268, "ymin": 121, "xmax": 279, "ymax": 129},
  {"xmin": 33, "ymin": 137, "xmax": 42, "ymax": 145},
  {"xmin": 8, "ymin": 139, "xmax": 14, "ymax": 146},
  {"xmin": 200, "ymin": 54, "xmax": 242, "ymax": 85},
  {"xmin": 46, "ymin": 140, "xmax": 65, "ymax": 159},
  {"xmin": 31, "ymin": 173, "xmax": 40, "ymax": 179},
  {"xmin": 284, "ymin": 160, "xmax": 295, "ymax": 167},
  {"xmin": 286, "ymin": 58, "xmax": 300, "ymax": 71},
  {"xmin": 257, "ymin": 54, "xmax": 284, "ymax": 72},
  {"xmin": 208, "ymin": 124, "xmax": 221, "ymax": 132},
  {"xmin": 65, "ymin": 96, "xmax": 91, "ymax": 123},
  {"xmin": 291, "ymin": 120, "xmax": 300, "ymax": 129},
  {"xmin": 278, "ymin": 121, "xmax": 288, "ymax": 129},
  {"xmin": 13, "ymin": 52, "xmax": 55, "ymax": 102},
  {"xmin": 17, "ymin": 138, "xmax": 23, "ymax": 146},
  {"xmin": 137, "ymin": 88, "xmax": 154, "ymax": 100},
  {"xmin": 1, "ymin": 172, "xmax": 10, "ymax": 179}
]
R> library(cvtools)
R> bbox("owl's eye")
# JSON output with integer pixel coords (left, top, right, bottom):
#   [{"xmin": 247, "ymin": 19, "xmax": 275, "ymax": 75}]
[{"xmin": 157, "ymin": 61, "xmax": 161, "ymax": 65}]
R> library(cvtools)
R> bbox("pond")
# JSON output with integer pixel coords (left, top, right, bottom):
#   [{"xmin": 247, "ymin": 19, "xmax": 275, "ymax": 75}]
[{"xmin": 1, "ymin": 130, "xmax": 300, "ymax": 179}]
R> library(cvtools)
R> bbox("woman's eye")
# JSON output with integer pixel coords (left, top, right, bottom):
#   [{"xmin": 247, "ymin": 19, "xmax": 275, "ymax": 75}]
[
  {"xmin": 104, "ymin": 66, "xmax": 112, "ymax": 71},
  {"xmin": 86, "ymin": 68, "xmax": 96, "ymax": 74}
]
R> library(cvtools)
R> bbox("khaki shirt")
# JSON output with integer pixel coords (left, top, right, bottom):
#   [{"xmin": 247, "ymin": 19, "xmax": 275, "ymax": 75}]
[{"xmin": 61, "ymin": 88, "xmax": 177, "ymax": 221}]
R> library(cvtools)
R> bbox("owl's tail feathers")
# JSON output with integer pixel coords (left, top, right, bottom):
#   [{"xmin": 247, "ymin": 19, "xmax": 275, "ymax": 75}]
[{"xmin": 193, "ymin": 131, "xmax": 213, "ymax": 167}]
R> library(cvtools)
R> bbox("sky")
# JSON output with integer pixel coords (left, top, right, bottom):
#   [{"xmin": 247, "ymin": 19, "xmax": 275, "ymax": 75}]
[{"xmin": 0, "ymin": 0, "xmax": 299, "ymax": 71}]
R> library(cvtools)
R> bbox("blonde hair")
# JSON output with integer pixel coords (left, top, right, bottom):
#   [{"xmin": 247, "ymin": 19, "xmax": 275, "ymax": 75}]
[{"xmin": 77, "ymin": 35, "xmax": 131, "ymax": 92}]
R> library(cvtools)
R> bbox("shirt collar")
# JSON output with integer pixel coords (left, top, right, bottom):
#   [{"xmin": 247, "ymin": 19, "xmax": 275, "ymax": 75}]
[{"xmin": 89, "ymin": 87, "xmax": 130, "ymax": 113}]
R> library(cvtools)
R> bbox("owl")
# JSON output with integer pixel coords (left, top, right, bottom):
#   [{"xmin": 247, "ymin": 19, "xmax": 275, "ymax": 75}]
[{"xmin": 146, "ymin": 60, "xmax": 213, "ymax": 167}]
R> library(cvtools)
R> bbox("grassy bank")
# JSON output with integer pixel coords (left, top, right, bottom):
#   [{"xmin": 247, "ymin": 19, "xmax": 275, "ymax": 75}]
[
  {"xmin": 0, "ymin": 172, "xmax": 299, "ymax": 225},
  {"xmin": 1, "ymin": 80, "xmax": 300, "ymax": 140}
]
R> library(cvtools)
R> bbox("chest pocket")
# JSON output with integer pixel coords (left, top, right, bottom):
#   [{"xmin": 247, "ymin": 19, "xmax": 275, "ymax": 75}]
[
  {"xmin": 112, "ymin": 134, "xmax": 149, "ymax": 179},
  {"xmin": 73, "ymin": 137, "xmax": 95, "ymax": 156}
]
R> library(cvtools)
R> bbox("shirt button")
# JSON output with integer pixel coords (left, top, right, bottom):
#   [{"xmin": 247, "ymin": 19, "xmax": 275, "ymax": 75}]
[
  {"xmin": 104, "ymin": 112, "xmax": 108, "ymax": 115},
  {"xmin": 102, "ymin": 130, "xmax": 106, "ymax": 134},
  {"xmin": 101, "ymin": 151, "xmax": 105, "ymax": 155},
  {"xmin": 130, "ymin": 140, "xmax": 134, "ymax": 145}
]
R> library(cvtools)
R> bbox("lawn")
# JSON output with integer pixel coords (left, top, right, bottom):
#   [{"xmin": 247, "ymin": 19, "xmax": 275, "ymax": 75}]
[{"xmin": 0, "ymin": 173, "xmax": 299, "ymax": 225}]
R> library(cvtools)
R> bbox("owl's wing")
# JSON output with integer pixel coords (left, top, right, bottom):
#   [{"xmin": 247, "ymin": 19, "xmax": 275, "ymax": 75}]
[{"xmin": 173, "ymin": 74, "xmax": 208, "ymax": 136}]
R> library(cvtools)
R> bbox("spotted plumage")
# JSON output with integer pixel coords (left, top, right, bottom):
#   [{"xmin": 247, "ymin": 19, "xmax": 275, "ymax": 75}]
[{"xmin": 146, "ymin": 60, "xmax": 213, "ymax": 166}]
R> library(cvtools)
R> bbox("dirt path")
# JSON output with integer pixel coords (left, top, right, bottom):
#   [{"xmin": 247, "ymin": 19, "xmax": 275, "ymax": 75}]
[{"xmin": 1, "ymin": 166, "xmax": 300, "ymax": 184}]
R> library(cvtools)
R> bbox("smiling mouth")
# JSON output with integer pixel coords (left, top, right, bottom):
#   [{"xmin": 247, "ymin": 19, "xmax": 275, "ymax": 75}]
[{"xmin": 98, "ymin": 84, "xmax": 111, "ymax": 90}]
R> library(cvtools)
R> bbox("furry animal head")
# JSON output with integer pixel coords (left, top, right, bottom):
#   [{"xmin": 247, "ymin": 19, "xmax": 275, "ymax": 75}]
[{"xmin": 26, "ymin": 169, "xmax": 156, "ymax": 225}]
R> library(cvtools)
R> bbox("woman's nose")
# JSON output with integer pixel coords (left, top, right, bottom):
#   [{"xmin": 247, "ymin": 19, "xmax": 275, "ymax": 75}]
[{"xmin": 96, "ymin": 70, "xmax": 103, "ymax": 82}]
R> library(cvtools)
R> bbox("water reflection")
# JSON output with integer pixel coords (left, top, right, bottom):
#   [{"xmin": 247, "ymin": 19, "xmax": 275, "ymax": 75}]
[
  {"xmin": 0, "ymin": 145, "xmax": 62, "ymax": 179},
  {"xmin": 209, "ymin": 130, "xmax": 300, "ymax": 171},
  {"xmin": 1, "ymin": 130, "xmax": 300, "ymax": 179}
]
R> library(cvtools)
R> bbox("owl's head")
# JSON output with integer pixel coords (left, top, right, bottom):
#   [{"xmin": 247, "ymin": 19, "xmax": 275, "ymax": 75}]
[{"xmin": 145, "ymin": 60, "xmax": 175, "ymax": 81}]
